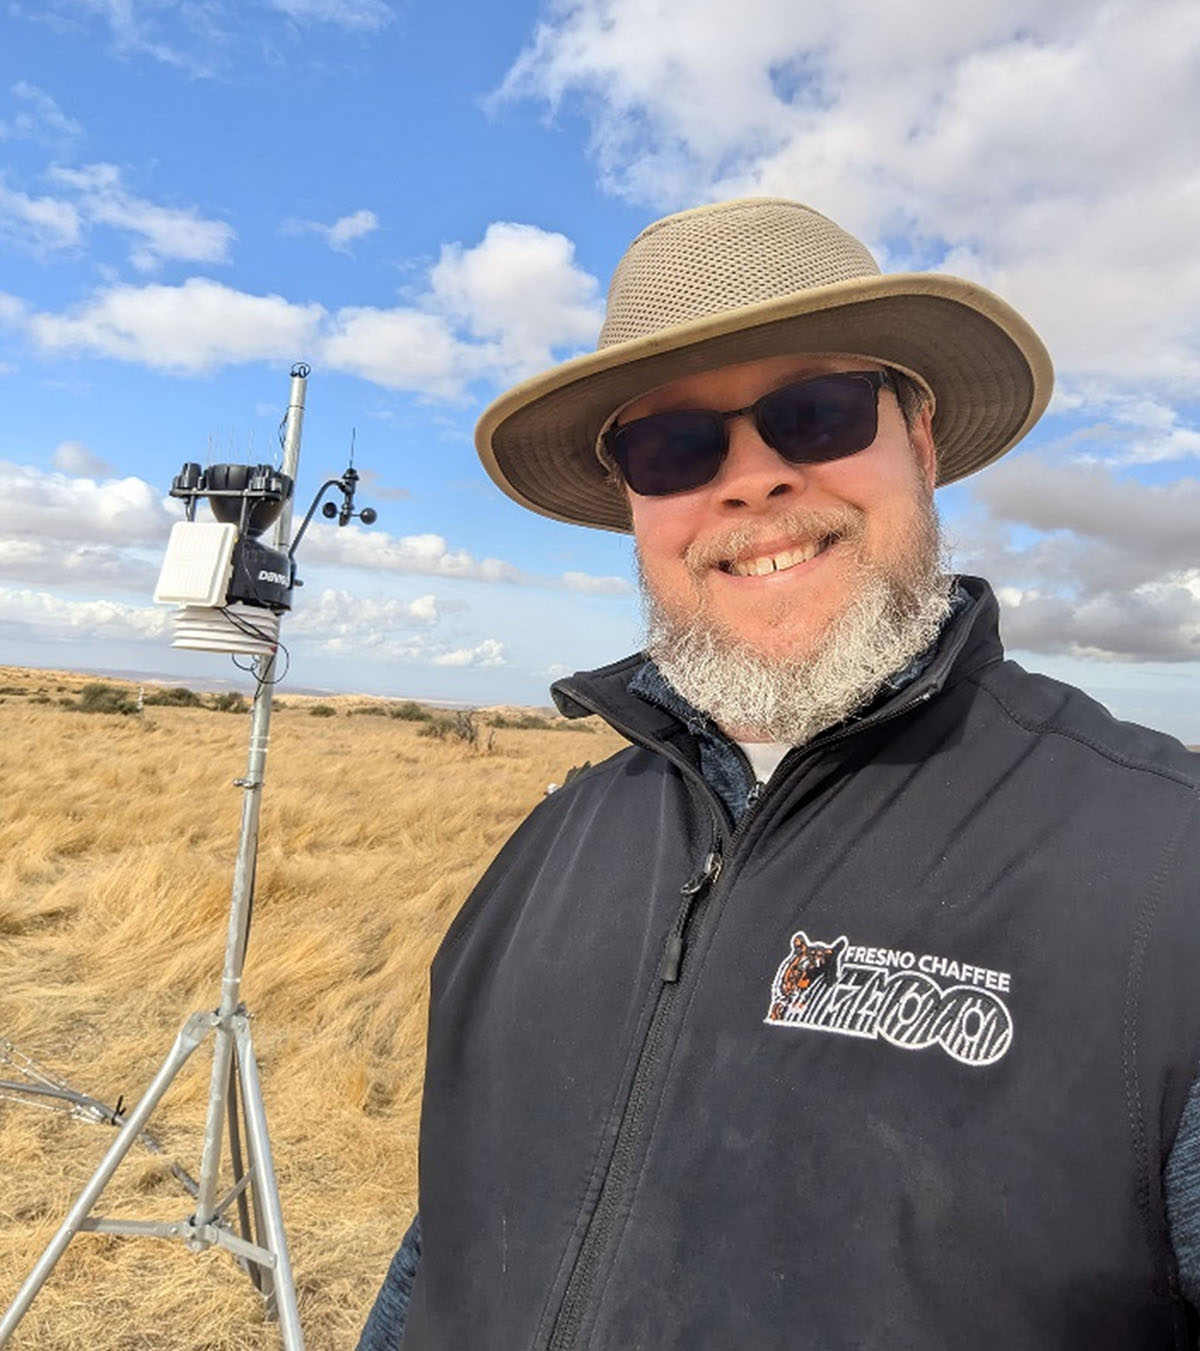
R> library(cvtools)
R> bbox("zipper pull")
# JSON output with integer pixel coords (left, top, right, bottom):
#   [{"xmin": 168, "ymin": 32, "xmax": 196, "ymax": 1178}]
[
  {"xmin": 745, "ymin": 780, "xmax": 765, "ymax": 811},
  {"xmin": 661, "ymin": 850, "xmax": 724, "ymax": 982},
  {"xmin": 680, "ymin": 849, "xmax": 723, "ymax": 897},
  {"xmin": 659, "ymin": 933, "xmax": 685, "ymax": 984}
]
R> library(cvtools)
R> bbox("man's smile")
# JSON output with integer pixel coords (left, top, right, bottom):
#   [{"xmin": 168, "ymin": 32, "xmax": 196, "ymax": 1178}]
[{"xmin": 717, "ymin": 534, "xmax": 839, "ymax": 577}]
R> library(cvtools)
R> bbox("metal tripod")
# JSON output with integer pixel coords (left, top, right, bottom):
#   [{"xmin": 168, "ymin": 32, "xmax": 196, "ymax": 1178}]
[{"xmin": 0, "ymin": 365, "xmax": 313, "ymax": 1349}]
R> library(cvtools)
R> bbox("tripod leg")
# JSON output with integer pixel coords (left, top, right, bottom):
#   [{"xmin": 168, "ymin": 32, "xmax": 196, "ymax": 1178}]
[
  {"xmin": 226, "ymin": 1057, "xmax": 265, "ymax": 1293},
  {"xmin": 0, "ymin": 1012, "xmax": 214, "ymax": 1346},
  {"xmin": 246, "ymin": 1081, "xmax": 280, "ymax": 1319},
  {"xmin": 232, "ymin": 1014, "xmax": 304, "ymax": 1350}
]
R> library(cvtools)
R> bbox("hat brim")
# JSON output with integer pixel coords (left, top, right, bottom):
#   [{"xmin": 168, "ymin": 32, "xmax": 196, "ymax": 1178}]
[{"xmin": 476, "ymin": 272, "xmax": 1053, "ymax": 534}]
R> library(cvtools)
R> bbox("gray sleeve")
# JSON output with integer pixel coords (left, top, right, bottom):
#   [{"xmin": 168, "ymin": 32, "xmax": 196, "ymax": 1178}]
[
  {"xmin": 358, "ymin": 1212, "xmax": 422, "ymax": 1350},
  {"xmin": 1165, "ymin": 1076, "xmax": 1200, "ymax": 1314}
]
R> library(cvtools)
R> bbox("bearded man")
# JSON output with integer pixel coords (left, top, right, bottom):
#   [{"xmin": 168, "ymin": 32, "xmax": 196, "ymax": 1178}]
[{"xmin": 361, "ymin": 199, "xmax": 1200, "ymax": 1350}]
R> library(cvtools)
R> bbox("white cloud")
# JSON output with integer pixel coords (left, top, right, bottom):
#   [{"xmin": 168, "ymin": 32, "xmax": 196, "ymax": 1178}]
[
  {"xmin": 14, "ymin": 2, "xmax": 391, "ymax": 76},
  {"xmin": 432, "ymin": 637, "xmax": 507, "ymax": 667},
  {"xmin": 969, "ymin": 458, "xmax": 1199, "ymax": 578},
  {"xmin": 0, "ymin": 463, "xmax": 629, "ymax": 604},
  {"xmin": 428, "ymin": 222, "xmax": 603, "ymax": 378},
  {"xmin": 0, "ymin": 82, "xmax": 82, "ymax": 145},
  {"xmin": 991, "ymin": 579, "xmax": 1200, "ymax": 665},
  {"xmin": 301, "ymin": 522, "xmax": 635, "ymax": 595},
  {"xmin": 321, "ymin": 306, "xmax": 471, "ymax": 398},
  {"xmin": 1, "ymin": 220, "xmax": 602, "ymax": 393},
  {"xmin": 52, "ymin": 439, "xmax": 114, "ymax": 477},
  {"xmin": 955, "ymin": 456, "xmax": 1200, "ymax": 662},
  {"xmin": 49, "ymin": 163, "xmax": 235, "ymax": 270},
  {"xmin": 281, "ymin": 588, "xmax": 515, "ymax": 670},
  {"xmin": 25, "ymin": 2, "xmax": 223, "ymax": 77},
  {"xmin": 0, "ymin": 460, "xmax": 176, "ymax": 593},
  {"xmin": 0, "ymin": 537, "xmax": 158, "ymax": 591},
  {"xmin": 0, "ymin": 174, "xmax": 83, "ymax": 253},
  {"xmin": 0, "ymin": 460, "xmax": 176, "ymax": 545},
  {"xmin": 323, "ymin": 221, "xmax": 602, "ymax": 393},
  {"xmin": 302, "ymin": 522, "xmax": 527, "ymax": 583},
  {"xmin": 327, "ymin": 208, "xmax": 379, "ymax": 252},
  {"xmin": 496, "ymin": 0, "xmax": 1200, "ymax": 391},
  {"xmin": 9, "ymin": 278, "xmax": 322, "ymax": 373},
  {"xmin": 288, "ymin": 587, "xmax": 442, "ymax": 635},
  {"xmin": 263, "ymin": 0, "xmax": 393, "ymax": 30},
  {"xmin": 560, "ymin": 570, "xmax": 632, "ymax": 595},
  {"xmin": 283, "ymin": 207, "xmax": 380, "ymax": 255},
  {"xmin": 356, "ymin": 468, "xmax": 410, "ymax": 501},
  {"xmin": 1020, "ymin": 390, "xmax": 1200, "ymax": 469},
  {"xmin": 0, "ymin": 587, "xmax": 168, "ymax": 641}
]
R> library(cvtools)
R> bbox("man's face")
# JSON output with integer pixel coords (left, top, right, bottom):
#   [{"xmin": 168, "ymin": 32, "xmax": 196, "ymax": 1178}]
[{"xmin": 623, "ymin": 353, "xmax": 938, "ymax": 665}]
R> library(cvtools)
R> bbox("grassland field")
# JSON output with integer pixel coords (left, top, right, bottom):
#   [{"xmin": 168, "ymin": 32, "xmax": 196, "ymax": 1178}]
[{"xmin": 0, "ymin": 665, "xmax": 625, "ymax": 1349}]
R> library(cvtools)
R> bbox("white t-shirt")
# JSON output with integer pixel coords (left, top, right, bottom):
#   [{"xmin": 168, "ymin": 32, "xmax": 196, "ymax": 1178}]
[{"xmin": 735, "ymin": 739, "xmax": 792, "ymax": 785}]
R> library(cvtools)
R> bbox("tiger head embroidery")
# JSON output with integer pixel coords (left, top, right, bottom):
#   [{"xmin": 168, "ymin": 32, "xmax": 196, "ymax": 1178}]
[{"xmin": 767, "ymin": 931, "xmax": 847, "ymax": 1023}]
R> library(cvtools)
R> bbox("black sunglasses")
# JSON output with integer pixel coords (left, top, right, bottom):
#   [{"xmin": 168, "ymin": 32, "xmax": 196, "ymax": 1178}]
[{"xmin": 602, "ymin": 369, "xmax": 895, "ymax": 497}]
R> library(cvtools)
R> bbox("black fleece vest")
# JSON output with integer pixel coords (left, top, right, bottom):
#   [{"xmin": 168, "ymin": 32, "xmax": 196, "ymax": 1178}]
[{"xmin": 404, "ymin": 581, "xmax": 1200, "ymax": 1350}]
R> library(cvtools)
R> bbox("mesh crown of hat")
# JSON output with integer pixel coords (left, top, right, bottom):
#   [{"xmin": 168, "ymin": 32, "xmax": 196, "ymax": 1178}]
[{"xmin": 597, "ymin": 198, "xmax": 882, "ymax": 349}]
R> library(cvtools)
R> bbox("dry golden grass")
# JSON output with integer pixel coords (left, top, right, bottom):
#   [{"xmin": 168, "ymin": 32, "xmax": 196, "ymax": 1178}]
[{"xmin": 0, "ymin": 667, "xmax": 623, "ymax": 1349}]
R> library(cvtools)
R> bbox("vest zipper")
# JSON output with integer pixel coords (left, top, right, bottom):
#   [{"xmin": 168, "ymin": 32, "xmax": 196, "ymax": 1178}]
[
  {"xmin": 547, "ymin": 837, "xmax": 724, "ymax": 1350},
  {"xmin": 659, "ymin": 849, "xmax": 723, "ymax": 982},
  {"xmin": 541, "ymin": 677, "xmax": 938, "ymax": 1348}
]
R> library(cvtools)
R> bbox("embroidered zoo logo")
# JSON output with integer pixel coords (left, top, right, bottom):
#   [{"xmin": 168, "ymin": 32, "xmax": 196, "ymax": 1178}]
[{"xmin": 765, "ymin": 932, "xmax": 1013, "ymax": 1067}]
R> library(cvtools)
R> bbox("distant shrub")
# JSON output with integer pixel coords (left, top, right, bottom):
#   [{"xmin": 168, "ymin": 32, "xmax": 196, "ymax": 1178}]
[
  {"xmin": 453, "ymin": 711, "xmax": 479, "ymax": 747},
  {"xmin": 143, "ymin": 686, "xmax": 204, "ymax": 708},
  {"xmin": 0, "ymin": 684, "xmax": 27, "ymax": 695},
  {"xmin": 209, "ymin": 692, "xmax": 248, "ymax": 714},
  {"xmin": 309, "ymin": 704, "xmax": 337, "ymax": 718},
  {"xmin": 418, "ymin": 710, "xmax": 480, "ymax": 748},
  {"xmin": 28, "ymin": 694, "xmax": 51, "ymax": 706},
  {"xmin": 488, "ymin": 712, "xmax": 551, "ymax": 731},
  {"xmin": 488, "ymin": 711, "xmax": 595, "ymax": 733},
  {"xmin": 75, "ymin": 683, "xmax": 137, "ymax": 716},
  {"xmin": 389, "ymin": 701, "xmax": 433, "ymax": 722},
  {"xmin": 349, "ymin": 704, "xmax": 390, "ymax": 717}
]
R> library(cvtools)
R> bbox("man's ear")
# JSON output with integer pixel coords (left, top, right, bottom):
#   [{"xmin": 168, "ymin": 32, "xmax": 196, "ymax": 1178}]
[{"xmin": 909, "ymin": 404, "xmax": 937, "ymax": 490}]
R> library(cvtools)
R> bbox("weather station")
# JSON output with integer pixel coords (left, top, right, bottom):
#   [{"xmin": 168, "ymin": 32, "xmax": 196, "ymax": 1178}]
[{"xmin": 0, "ymin": 363, "xmax": 376, "ymax": 1351}]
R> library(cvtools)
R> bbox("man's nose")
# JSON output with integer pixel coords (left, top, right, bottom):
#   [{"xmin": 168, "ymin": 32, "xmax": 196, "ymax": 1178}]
[{"xmin": 713, "ymin": 414, "xmax": 808, "ymax": 510}]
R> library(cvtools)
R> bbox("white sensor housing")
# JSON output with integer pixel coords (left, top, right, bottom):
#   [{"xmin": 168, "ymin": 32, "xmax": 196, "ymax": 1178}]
[{"xmin": 155, "ymin": 521, "xmax": 237, "ymax": 607}]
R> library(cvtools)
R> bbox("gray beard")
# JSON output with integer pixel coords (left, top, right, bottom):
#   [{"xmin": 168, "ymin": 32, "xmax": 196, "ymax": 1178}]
[{"xmin": 642, "ymin": 500, "xmax": 953, "ymax": 746}]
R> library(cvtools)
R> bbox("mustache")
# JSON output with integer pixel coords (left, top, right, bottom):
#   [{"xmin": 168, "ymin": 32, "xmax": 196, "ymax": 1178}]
[{"xmin": 681, "ymin": 506, "xmax": 867, "ymax": 575}]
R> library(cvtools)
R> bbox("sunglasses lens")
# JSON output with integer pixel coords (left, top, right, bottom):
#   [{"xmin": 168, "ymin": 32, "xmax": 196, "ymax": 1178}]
[
  {"xmin": 757, "ymin": 373, "xmax": 880, "ymax": 463},
  {"xmin": 607, "ymin": 372, "xmax": 886, "ymax": 497},
  {"xmin": 607, "ymin": 410, "xmax": 727, "ymax": 496}
]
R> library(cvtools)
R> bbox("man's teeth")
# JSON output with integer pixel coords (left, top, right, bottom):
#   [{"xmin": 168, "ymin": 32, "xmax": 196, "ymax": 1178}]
[{"xmin": 725, "ymin": 538, "xmax": 831, "ymax": 577}]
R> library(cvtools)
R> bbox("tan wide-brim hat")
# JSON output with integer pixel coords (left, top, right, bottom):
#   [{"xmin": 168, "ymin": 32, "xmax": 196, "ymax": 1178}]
[{"xmin": 476, "ymin": 197, "xmax": 1053, "ymax": 533}]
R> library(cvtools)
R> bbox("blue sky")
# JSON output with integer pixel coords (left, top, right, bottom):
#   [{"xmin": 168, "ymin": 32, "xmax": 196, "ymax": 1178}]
[{"xmin": 1, "ymin": 0, "xmax": 1198, "ymax": 738}]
